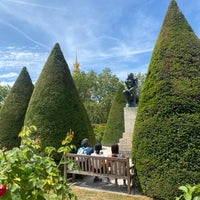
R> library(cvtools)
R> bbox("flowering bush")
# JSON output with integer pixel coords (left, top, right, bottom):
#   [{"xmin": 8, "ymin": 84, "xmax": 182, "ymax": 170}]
[
  {"xmin": 0, "ymin": 185, "xmax": 6, "ymax": 197},
  {"xmin": 0, "ymin": 126, "xmax": 77, "ymax": 200}
]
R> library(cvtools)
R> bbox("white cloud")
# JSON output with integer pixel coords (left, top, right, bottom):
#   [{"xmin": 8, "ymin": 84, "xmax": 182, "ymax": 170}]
[
  {"xmin": 0, "ymin": 72, "xmax": 18, "ymax": 78},
  {"xmin": 0, "ymin": 81, "xmax": 15, "ymax": 86},
  {"xmin": 0, "ymin": 46, "xmax": 48, "ymax": 83},
  {"xmin": 0, "ymin": 47, "xmax": 48, "ymax": 68}
]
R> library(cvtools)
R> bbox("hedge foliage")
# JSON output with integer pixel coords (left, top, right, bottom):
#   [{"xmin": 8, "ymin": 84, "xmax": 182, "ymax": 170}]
[
  {"xmin": 102, "ymin": 83, "xmax": 126, "ymax": 146},
  {"xmin": 132, "ymin": 1, "xmax": 200, "ymax": 199},
  {"xmin": 0, "ymin": 67, "xmax": 34, "ymax": 149},
  {"xmin": 24, "ymin": 43, "xmax": 95, "ymax": 159}
]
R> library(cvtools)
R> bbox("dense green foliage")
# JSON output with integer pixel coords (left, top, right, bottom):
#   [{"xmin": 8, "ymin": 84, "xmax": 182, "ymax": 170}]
[
  {"xmin": 0, "ymin": 85, "xmax": 11, "ymax": 109},
  {"xmin": 102, "ymin": 83, "xmax": 126, "ymax": 146},
  {"xmin": 0, "ymin": 126, "xmax": 76, "ymax": 200},
  {"xmin": 73, "ymin": 68, "xmax": 120, "ymax": 124},
  {"xmin": 132, "ymin": 1, "xmax": 200, "ymax": 199},
  {"xmin": 92, "ymin": 123, "xmax": 106, "ymax": 142},
  {"xmin": 24, "ymin": 44, "xmax": 95, "ymax": 159},
  {"xmin": 135, "ymin": 73, "xmax": 146, "ymax": 98},
  {"xmin": 0, "ymin": 67, "xmax": 34, "ymax": 149}
]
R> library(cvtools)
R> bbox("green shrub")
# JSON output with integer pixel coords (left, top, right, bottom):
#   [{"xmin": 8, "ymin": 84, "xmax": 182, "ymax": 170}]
[
  {"xmin": 0, "ymin": 126, "xmax": 76, "ymax": 200},
  {"xmin": 132, "ymin": 1, "xmax": 200, "ymax": 199},
  {"xmin": 24, "ymin": 43, "xmax": 95, "ymax": 159},
  {"xmin": 102, "ymin": 83, "xmax": 125, "ymax": 146},
  {"xmin": 0, "ymin": 67, "xmax": 34, "ymax": 149}
]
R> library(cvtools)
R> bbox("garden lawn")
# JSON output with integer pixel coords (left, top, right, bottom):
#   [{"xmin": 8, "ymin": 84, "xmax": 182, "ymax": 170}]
[{"xmin": 72, "ymin": 186, "xmax": 152, "ymax": 200}]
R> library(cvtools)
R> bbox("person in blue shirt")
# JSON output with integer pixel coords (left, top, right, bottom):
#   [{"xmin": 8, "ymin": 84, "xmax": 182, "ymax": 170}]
[{"xmin": 77, "ymin": 138, "xmax": 94, "ymax": 155}]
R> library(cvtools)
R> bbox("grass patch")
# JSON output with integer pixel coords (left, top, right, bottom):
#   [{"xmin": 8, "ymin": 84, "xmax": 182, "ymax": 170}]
[{"xmin": 72, "ymin": 186, "xmax": 152, "ymax": 200}]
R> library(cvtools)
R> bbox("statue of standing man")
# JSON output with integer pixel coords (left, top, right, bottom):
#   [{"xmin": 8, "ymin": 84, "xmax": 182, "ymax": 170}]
[{"xmin": 123, "ymin": 73, "xmax": 139, "ymax": 107}]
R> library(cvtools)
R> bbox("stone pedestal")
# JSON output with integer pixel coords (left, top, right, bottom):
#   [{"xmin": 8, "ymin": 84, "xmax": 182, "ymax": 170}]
[{"xmin": 119, "ymin": 107, "xmax": 137, "ymax": 157}]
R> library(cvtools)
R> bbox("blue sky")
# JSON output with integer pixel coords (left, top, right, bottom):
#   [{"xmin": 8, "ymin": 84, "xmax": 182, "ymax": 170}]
[{"xmin": 0, "ymin": 0, "xmax": 200, "ymax": 85}]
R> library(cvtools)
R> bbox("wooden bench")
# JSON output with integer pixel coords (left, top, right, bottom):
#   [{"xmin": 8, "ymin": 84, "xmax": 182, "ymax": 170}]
[{"xmin": 64, "ymin": 153, "xmax": 135, "ymax": 194}]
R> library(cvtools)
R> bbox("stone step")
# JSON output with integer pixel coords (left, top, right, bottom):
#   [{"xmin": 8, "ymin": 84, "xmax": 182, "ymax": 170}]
[
  {"xmin": 119, "ymin": 136, "xmax": 132, "ymax": 143},
  {"xmin": 121, "ymin": 132, "xmax": 133, "ymax": 140},
  {"xmin": 119, "ymin": 140, "xmax": 131, "ymax": 146},
  {"xmin": 119, "ymin": 144, "xmax": 132, "ymax": 152},
  {"xmin": 119, "ymin": 143, "xmax": 132, "ymax": 149}
]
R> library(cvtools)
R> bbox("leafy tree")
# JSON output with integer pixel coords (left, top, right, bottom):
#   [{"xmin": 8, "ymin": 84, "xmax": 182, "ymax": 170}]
[
  {"xmin": 102, "ymin": 83, "xmax": 126, "ymax": 146},
  {"xmin": 0, "ymin": 67, "xmax": 34, "ymax": 149},
  {"xmin": 93, "ymin": 68, "xmax": 119, "ymax": 102},
  {"xmin": 73, "ymin": 68, "xmax": 120, "ymax": 124},
  {"xmin": 92, "ymin": 123, "xmax": 106, "ymax": 142},
  {"xmin": 72, "ymin": 70, "xmax": 97, "ymax": 102},
  {"xmin": 94, "ymin": 68, "xmax": 120, "ymax": 123},
  {"xmin": 132, "ymin": 0, "xmax": 200, "ymax": 199},
  {"xmin": 135, "ymin": 72, "xmax": 146, "ymax": 97},
  {"xmin": 24, "ymin": 43, "xmax": 95, "ymax": 160},
  {"xmin": 0, "ymin": 85, "xmax": 11, "ymax": 109}
]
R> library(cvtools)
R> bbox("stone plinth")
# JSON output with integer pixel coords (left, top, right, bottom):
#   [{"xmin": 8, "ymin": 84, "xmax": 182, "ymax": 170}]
[{"xmin": 119, "ymin": 107, "xmax": 137, "ymax": 157}]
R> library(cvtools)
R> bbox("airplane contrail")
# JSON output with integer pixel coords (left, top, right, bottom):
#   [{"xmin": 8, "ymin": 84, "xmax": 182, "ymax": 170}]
[
  {"xmin": 2, "ymin": 0, "xmax": 65, "ymax": 11},
  {"xmin": 0, "ymin": 20, "xmax": 50, "ymax": 50}
]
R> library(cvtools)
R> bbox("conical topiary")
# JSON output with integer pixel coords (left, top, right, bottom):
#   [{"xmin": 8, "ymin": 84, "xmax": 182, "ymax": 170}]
[
  {"xmin": 24, "ymin": 43, "xmax": 95, "ymax": 158},
  {"xmin": 102, "ymin": 83, "xmax": 126, "ymax": 146},
  {"xmin": 0, "ymin": 67, "xmax": 34, "ymax": 149},
  {"xmin": 132, "ymin": 0, "xmax": 200, "ymax": 199}
]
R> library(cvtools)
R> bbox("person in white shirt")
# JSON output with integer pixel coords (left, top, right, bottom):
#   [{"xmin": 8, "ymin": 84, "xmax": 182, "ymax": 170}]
[{"xmin": 91, "ymin": 143, "xmax": 104, "ymax": 182}]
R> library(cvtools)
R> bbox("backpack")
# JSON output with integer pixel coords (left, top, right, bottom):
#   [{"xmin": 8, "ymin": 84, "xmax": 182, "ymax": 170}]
[{"xmin": 77, "ymin": 147, "xmax": 87, "ymax": 155}]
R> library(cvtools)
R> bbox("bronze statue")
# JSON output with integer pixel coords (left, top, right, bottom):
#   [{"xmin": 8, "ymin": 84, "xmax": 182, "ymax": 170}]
[{"xmin": 123, "ymin": 73, "xmax": 139, "ymax": 107}]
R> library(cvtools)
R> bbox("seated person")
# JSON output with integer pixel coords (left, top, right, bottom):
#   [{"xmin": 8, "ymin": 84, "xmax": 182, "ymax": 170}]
[
  {"xmin": 77, "ymin": 138, "xmax": 94, "ymax": 155},
  {"xmin": 107, "ymin": 144, "xmax": 126, "ymax": 185},
  {"xmin": 110, "ymin": 143, "xmax": 124, "ymax": 158},
  {"xmin": 91, "ymin": 143, "xmax": 104, "ymax": 182},
  {"xmin": 76, "ymin": 138, "xmax": 94, "ymax": 171}
]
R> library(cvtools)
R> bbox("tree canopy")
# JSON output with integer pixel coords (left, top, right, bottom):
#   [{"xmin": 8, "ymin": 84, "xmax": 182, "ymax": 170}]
[
  {"xmin": 0, "ymin": 67, "xmax": 34, "ymax": 149},
  {"xmin": 24, "ymin": 43, "xmax": 95, "ymax": 159},
  {"xmin": 132, "ymin": 0, "xmax": 200, "ymax": 199},
  {"xmin": 73, "ymin": 68, "xmax": 120, "ymax": 124}
]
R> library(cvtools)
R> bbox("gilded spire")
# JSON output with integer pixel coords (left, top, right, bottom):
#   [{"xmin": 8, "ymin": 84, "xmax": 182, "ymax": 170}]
[{"xmin": 73, "ymin": 52, "xmax": 80, "ymax": 73}]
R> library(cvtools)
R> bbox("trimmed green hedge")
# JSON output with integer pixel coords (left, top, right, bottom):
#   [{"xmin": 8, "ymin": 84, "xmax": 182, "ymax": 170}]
[
  {"xmin": 132, "ymin": 1, "xmax": 200, "ymax": 199},
  {"xmin": 102, "ymin": 83, "xmax": 126, "ymax": 146},
  {"xmin": 0, "ymin": 67, "xmax": 34, "ymax": 149},
  {"xmin": 24, "ymin": 43, "xmax": 95, "ymax": 159}
]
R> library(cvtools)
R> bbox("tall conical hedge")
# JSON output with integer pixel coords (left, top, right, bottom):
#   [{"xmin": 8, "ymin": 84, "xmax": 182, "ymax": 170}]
[
  {"xmin": 102, "ymin": 83, "xmax": 126, "ymax": 146},
  {"xmin": 0, "ymin": 67, "xmax": 34, "ymax": 149},
  {"xmin": 24, "ymin": 43, "xmax": 95, "ymax": 157},
  {"xmin": 132, "ymin": 1, "xmax": 200, "ymax": 199}
]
